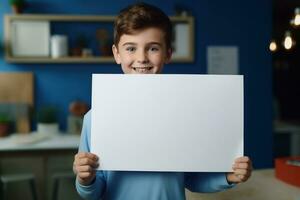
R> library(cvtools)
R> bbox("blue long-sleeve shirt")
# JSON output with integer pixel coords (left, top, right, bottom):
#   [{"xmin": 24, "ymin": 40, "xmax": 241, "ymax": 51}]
[{"xmin": 76, "ymin": 111, "xmax": 234, "ymax": 200}]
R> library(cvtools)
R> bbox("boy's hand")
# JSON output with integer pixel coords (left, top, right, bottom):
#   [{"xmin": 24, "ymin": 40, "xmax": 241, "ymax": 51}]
[
  {"xmin": 226, "ymin": 156, "xmax": 252, "ymax": 184},
  {"xmin": 73, "ymin": 152, "xmax": 99, "ymax": 186}
]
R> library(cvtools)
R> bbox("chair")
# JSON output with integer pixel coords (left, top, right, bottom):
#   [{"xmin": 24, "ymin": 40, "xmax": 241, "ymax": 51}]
[
  {"xmin": 0, "ymin": 173, "xmax": 38, "ymax": 200},
  {"xmin": 52, "ymin": 171, "xmax": 76, "ymax": 200}
]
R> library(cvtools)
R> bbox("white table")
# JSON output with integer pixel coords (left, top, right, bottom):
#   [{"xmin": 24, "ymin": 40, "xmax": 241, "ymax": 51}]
[
  {"xmin": 0, "ymin": 132, "xmax": 80, "ymax": 152},
  {"xmin": 0, "ymin": 133, "xmax": 80, "ymax": 200}
]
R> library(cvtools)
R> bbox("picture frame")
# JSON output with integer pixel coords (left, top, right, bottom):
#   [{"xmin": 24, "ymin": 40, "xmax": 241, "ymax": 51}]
[{"xmin": 171, "ymin": 16, "xmax": 194, "ymax": 62}]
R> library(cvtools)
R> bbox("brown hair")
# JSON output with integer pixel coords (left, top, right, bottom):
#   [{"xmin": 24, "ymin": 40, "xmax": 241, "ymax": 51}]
[{"xmin": 114, "ymin": 2, "xmax": 172, "ymax": 50}]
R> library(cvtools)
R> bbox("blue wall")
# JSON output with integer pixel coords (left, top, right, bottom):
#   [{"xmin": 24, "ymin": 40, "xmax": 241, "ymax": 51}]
[{"xmin": 0, "ymin": 0, "xmax": 273, "ymax": 168}]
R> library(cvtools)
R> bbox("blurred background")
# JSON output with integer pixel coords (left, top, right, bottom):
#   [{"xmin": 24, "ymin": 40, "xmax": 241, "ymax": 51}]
[{"xmin": 0, "ymin": 0, "xmax": 299, "ymax": 199}]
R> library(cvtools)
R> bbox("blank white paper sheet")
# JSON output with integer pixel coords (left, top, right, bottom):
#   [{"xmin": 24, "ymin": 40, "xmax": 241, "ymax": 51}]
[{"xmin": 91, "ymin": 74, "xmax": 243, "ymax": 172}]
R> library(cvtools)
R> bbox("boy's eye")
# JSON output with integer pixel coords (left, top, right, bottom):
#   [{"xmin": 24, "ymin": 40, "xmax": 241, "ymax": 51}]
[
  {"xmin": 126, "ymin": 47, "xmax": 136, "ymax": 52},
  {"xmin": 149, "ymin": 47, "xmax": 160, "ymax": 52}
]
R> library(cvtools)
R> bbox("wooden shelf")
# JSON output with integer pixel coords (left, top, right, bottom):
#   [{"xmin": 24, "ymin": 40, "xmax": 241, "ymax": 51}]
[
  {"xmin": 5, "ymin": 14, "xmax": 192, "ymax": 22},
  {"xmin": 4, "ymin": 14, "xmax": 194, "ymax": 64},
  {"xmin": 5, "ymin": 56, "xmax": 115, "ymax": 64},
  {"xmin": 5, "ymin": 14, "xmax": 116, "ymax": 22},
  {"xmin": 5, "ymin": 56, "xmax": 193, "ymax": 64}
]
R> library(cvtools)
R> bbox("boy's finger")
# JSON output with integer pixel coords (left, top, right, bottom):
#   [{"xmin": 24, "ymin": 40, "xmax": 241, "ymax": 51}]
[
  {"xmin": 233, "ymin": 162, "xmax": 249, "ymax": 169},
  {"xmin": 78, "ymin": 165, "xmax": 95, "ymax": 173},
  {"xmin": 235, "ymin": 156, "xmax": 250, "ymax": 163},
  {"xmin": 76, "ymin": 152, "xmax": 88, "ymax": 158},
  {"xmin": 74, "ymin": 159, "xmax": 99, "ymax": 169},
  {"xmin": 233, "ymin": 169, "xmax": 247, "ymax": 175},
  {"xmin": 236, "ymin": 174, "xmax": 248, "ymax": 182},
  {"xmin": 77, "ymin": 152, "xmax": 99, "ymax": 161},
  {"xmin": 78, "ymin": 172, "xmax": 93, "ymax": 179},
  {"xmin": 79, "ymin": 157, "xmax": 99, "ymax": 166},
  {"xmin": 227, "ymin": 173, "xmax": 241, "ymax": 183},
  {"xmin": 234, "ymin": 157, "xmax": 253, "ymax": 168},
  {"xmin": 91, "ymin": 161, "xmax": 100, "ymax": 168}
]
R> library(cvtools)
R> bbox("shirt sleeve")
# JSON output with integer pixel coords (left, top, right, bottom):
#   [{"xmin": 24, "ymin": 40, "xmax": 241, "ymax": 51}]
[
  {"xmin": 184, "ymin": 172, "xmax": 235, "ymax": 193},
  {"xmin": 75, "ymin": 111, "xmax": 107, "ymax": 200}
]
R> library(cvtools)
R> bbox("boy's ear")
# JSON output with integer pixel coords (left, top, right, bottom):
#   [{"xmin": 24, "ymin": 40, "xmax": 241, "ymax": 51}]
[
  {"xmin": 164, "ymin": 48, "xmax": 172, "ymax": 64},
  {"xmin": 112, "ymin": 44, "xmax": 121, "ymax": 64}
]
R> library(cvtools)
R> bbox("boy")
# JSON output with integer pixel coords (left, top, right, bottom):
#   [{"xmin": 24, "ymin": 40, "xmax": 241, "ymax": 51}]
[{"xmin": 73, "ymin": 3, "xmax": 252, "ymax": 200}]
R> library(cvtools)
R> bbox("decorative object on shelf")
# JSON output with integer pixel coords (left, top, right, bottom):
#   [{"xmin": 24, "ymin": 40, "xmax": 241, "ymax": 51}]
[
  {"xmin": 96, "ymin": 28, "xmax": 113, "ymax": 56},
  {"xmin": 71, "ymin": 34, "xmax": 88, "ymax": 57},
  {"xmin": 0, "ymin": 113, "xmax": 11, "ymax": 137},
  {"xmin": 50, "ymin": 35, "xmax": 68, "ymax": 58},
  {"xmin": 82, "ymin": 48, "xmax": 93, "ymax": 57},
  {"xmin": 67, "ymin": 101, "xmax": 88, "ymax": 134},
  {"xmin": 11, "ymin": 20, "xmax": 50, "ymax": 57},
  {"xmin": 9, "ymin": 0, "xmax": 25, "ymax": 14},
  {"xmin": 36, "ymin": 106, "xmax": 59, "ymax": 134}
]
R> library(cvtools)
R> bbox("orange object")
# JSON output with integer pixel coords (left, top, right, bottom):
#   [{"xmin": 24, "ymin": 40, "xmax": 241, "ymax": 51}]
[
  {"xmin": 275, "ymin": 156, "xmax": 300, "ymax": 187},
  {"xmin": 69, "ymin": 101, "xmax": 88, "ymax": 117}
]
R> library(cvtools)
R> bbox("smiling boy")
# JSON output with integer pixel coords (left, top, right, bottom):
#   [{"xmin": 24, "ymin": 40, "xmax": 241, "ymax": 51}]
[
  {"xmin": 73, "ymin": 3, "xmax": 252, "ymax": 200},
  {"xmin": 112, "ymin": 27, "xmax": 171, "ymax": 74}
]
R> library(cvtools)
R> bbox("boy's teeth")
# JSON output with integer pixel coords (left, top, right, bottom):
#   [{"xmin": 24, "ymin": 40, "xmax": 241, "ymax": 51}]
[
  {"xmin": 133, "ymin": 67, "xmax": 152, "ymax": 73},
  {"xmin": 135, "ymin": 68, "xmax": 147, "ymax": 72}
]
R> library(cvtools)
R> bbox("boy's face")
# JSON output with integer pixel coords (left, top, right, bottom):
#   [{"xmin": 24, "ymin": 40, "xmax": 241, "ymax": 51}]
[{"xmin": 112, "ymin": 27, "xmax": 172, "ymax": 74}]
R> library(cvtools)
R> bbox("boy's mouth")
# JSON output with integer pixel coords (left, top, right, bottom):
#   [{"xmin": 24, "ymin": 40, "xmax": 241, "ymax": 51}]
[{"xmin": 132, "ymin": 66, "xmax": 153, "ymax": 73}]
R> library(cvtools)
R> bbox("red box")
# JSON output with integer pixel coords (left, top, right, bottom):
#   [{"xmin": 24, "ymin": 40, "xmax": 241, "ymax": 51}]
[{"xmin": 275, "ymin": 156, "xmax": 300, "ymax": 187}]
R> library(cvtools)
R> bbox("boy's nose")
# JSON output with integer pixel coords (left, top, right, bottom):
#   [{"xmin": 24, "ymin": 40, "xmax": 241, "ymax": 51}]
[{"xmin": 137, "ymin": 50, "xmax": 148, "ymax": 63}]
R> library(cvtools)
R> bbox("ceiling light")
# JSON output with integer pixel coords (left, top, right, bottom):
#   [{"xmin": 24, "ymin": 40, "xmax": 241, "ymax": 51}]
[
  {"xmin": 269, "ymin": 40, "xmax": 277, "ymax": 52},
  {"xmin": 283, "ymin": 31, "xmax": 295, "ymax": 50},
  {"xmin": 294, "ymin": 8, "xmax": 300, "ymax": 26}
]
